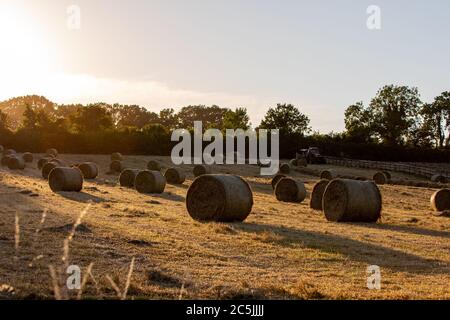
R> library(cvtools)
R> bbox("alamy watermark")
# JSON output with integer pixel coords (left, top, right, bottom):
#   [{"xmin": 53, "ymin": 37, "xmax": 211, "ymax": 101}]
[
  {"xmin": 367, "ymin": 265, "xmax": 381, "ymax": 290},
  {"xmin": 67, "ymin": 5, "xmax": 81, "ymax": 30},
  {"xmin": 367, "ymin": 5, "xmax": 381, "ymax": 30}
]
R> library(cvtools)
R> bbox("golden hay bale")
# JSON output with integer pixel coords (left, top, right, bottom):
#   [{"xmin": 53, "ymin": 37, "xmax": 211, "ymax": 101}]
[
  {"xmin": 430, "ymin": 189, "xmax": 450, "ymax": 212},
  {"xmin": 310, "ymin": 180, "xmax": 330, "ymax": 210},
  {"xmin": 275, "ymin": 178, "xmax": 307, "ymax": 203},
  {"xmin": 320, "ymin": 170, "xmax": 335, "ymax": 180},
  {"xmin": 119, "ymin": 169, "xmax": 141, "ymax": 188},
  {"xmin": 431, "ymin": 174, "xmax": 447, "ymax": 184},
  {"xmin": 22, "ymin": 152, "xmax": 33, "ymax": 163},
  {"xmin": 373, "ymin": 172, "xmax": 389, "ymax": 185},
  {"xmin": 322, "ymin": 179, "xmax": 382, "ymax": 222},
  {"xmin": 4, "ymin": 149, "xmax": 16, "ymax": 156},
  {"xmin": 110, "ymin": 160, "xmax": 123, "ymax": 173},
  {"xmin": 193, "ymin": 165, "xmax": 211, "ymax": 177},
  {"xmin": 135, "ymin": 170, "xmax": 166, "ymax": 194},
  {"xmin": 147, "ymin": 160, "xmax": 162, "ymax": 171},
  {"xmin": 42, "ymin": 162, "xmax": 59, "ymax": 179},
  {"xmin": 271, "ymin": 174, "xmax": 286, "ymax": 189},
  {"xmin": 279, "ymin": 163, "xmax": 291, "ymax": 174},
  {"xmin": 164, "ymin": 167, "xmax": 186, "ymax": 184},
  {"xmin": 46, "ymin": 148, "xmax": 58, "ymax": 158},
  {"xmin": 48, "ymin": 167, "xmax": 83, "ymax": 192},
  {"xmin": 7, "ymin": 156, "xmax": 25, "ymax": 170},
  {"xmin": 78, "ymin": 162, "xmax": 98, "ymax": 179},
  {"xmin": 111, "ymin": 152, "xmax": 123, "ymax": 161},
  {"xmin": 186, "ymin": 174, "xmax": 253, "ymax": 222},
  {"xmin": 38, "ymin": 157, "xmax": 52, "ymax": 170},
  {"xmin": 1, "ymin": 155, "xmax": 12, "ymax": 167}
]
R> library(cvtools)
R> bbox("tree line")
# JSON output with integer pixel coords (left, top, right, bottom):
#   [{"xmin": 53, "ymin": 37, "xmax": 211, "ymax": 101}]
[{"xmin": 0, "ymin": 84, "xmax": 449, "ymax": 162}]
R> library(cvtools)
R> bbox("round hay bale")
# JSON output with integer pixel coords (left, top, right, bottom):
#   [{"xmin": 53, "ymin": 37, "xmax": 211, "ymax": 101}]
[
  {"xmin": 297, "ymin": 158, "xmax": 308, "ymax": 167},
  {"xmin": 279, "ymin": 163, "xmax": 291, "ymax": 174},
  {"xmin": 271, "ymin": 174, "xmax": 286, "ymax": 189},
  {"xmin": 111, "ymin": 152, "xmax": 123, "ymax": 161},
  {"xmin": 46, "ymin": 148, "xmax": 58, "ymax": 158},
  {"xmin": 1, "ymin": 155, "xmax": 12, "ymax": 167},
  {"xmin": 431, "ymin": 174, "xmax": 447, "ymax": 184},
  {"xmin": 322, "ymin": 179, "xmax": 382, "ymax": 222},
  {"xmin": 119, "ymin": 169, "xmax": 141, "ymax": 188},
  {"xmin": 383, "ymin": 171, "xmax": 392, "ymax": 180},
  {"xmin": 289, "ymin": 159, "xmax": 298, "ymax": 167},
  {"xmin": 48, "ymin": 167, "xmax": 83, "ymax": 192},
  {"xmin": 38, "ymin": 157, "xmax": 53, "ymax": 170},
  {"xmin": 164, "ymin": 167, "xmax": 186, "ymax": 184},
  {"xmin": 78, "ymin": 162, "xmax": 98, "ymax": 179},
  {"xmin": 4, "ymin": 149, "xmax": 16, "ymax": 156},
  {"xmin": 373, "ymin": 172, "xmax": 389, "ymax": 185},
  {"xmin": 135, "ymin": 170, "xmax": 166, "ymax": 194},
  {"xmin": 193, "ymin": 165, "xmax": 211, "ymax": 177},
  {"xmin": 310, "ymin": 180, "xmax": 330, "ymax": 211},
  {"xmin": 22, "ymin": 152, "xmax": 33, "ymax": 163},
  {"xmin": 320, "ymin": 170, "xmax": 335, "ymax": 180},
  {"xmin": 42, "ymin": 162, "xmax": 59, "ymax": 179},
  {"xmin": 49, "ymin": 159, "xmax": 67, "ymax": 167},
  {"xmin": 110, "ymin": 160, "xmax": 123, "ymax": 173},
  {"xmin": 186, "ymin": 174, "xmax": 253, "ymax": 222},
  {"xmin": 7, "ymin": 156, "xmax": 25, "ymax": 170},
  {"xmin": 147, "ymin": 160, "xmax": 162, "ymax": 171},
  {"xmin": 430, "ymin": 189, "xmax": 450, "ymax": 212},
  {"xmin": 275, "ymin": 178, "xmax": 307, "ymax": 203}
]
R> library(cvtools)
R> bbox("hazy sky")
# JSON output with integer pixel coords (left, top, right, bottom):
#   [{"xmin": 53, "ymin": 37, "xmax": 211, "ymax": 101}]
[{"xmin": 1, "ymin": 0, "xmax": 449, "ymax": 132}]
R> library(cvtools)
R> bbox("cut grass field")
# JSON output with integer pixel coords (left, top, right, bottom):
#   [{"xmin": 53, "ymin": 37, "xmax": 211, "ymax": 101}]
[{"xmin": 0, "ymin": 155, "xmax": 449, "ymax": 300}]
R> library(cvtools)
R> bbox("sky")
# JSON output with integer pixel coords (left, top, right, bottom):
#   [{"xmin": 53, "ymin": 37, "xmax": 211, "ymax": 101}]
[{"xmin": 0, "ymin": 0, "xmax": 449, "ymax": 132}]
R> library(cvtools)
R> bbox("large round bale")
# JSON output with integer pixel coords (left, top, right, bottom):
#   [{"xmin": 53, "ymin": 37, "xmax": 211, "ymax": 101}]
[
  {"xmin": 42, "ymin": 162, "xmax": 59, "ymax": 179},
  {"xmin": 111, "ymin": 152, "xmax": 123, "ymax": 161},
  {"xmin": 49, "ymin": 158, "xmax": 66, "ymax": 166},
  {"xmin": 322, "ymin": 179, "xmax": 382, "ymax": 223},
  {"xmin": 38, "ymin": 157, "xmax": 53, "ymax": 170},
  {"xmin": 193, "ymin": 165, "xmax": 211, "ymax": 177},
  {"xmin": 279, "ymin": 163, "xmax": 291, "ymax": 174},
  {"xmin": 110, "ymin": 160, "xmax": 123, "ymax": 173},
  {"xmin": 320, "ymin": 170, "xmax": 335, "ymax": 180},
  {"xmin": 431, "ymin": 174, "xmax": 447, "ymax": 184},
  {"xmin": 135, "ymin": 170, "xmax": 166, "ymax": 194},
  {"xmin": 119, "ymin": 169, "xmax": 141, "ymax": 188},
  {"xmin": 1, "ymin": 155, "xmax": 12, "ymax": 167},
  {"xmin": 383, "ymin": 171, "xmax": 392, "ymax": 180},
  {"xmin": 271, "ymin": 174, "xmax": 286, "ymax": 189},
  {"xmin": 164, "ymin": 167, "xmax": 186, "ymax": 184},
  {"xmin": 186, "ymin": 175, "xmax": 253, "ymax": 222},
  {"xmin": 22, "ymin": 152, "xmax": 33, "ymax": 163},
  {"xmin": 147, "ymin": 160, "xmax": 162, "ymax": 171},
  {"xmin": 78, "ymin": 162, "xmax": 98, "ymax": 179},
  {"xmin": 430, "ymin": 189, "xmax": 450, "ymax": 212},
  {"xmin": 46, "ymin": 148, "xmax": 58, "ymax": 158},
  {"xmin": 310, "ymin": 180, "xmax": 330, "ymax": 211},
  {"xmin": 4, "ymin": 149, "xmax": 16, "ymax": 156},
  {"xmin": 275, "ymin": 178, "xmax": 307, "ymax": 203},
  {"xmin": 373, "ymin": 172, "xmax": 389, "ymax": 185},
  {"xmin": 48, "ymin": 167, "xmax": 83, "ymax": 192},
  {"xmin": 7, "ymin": 156, "xmax": 25, "ymax": 170}
]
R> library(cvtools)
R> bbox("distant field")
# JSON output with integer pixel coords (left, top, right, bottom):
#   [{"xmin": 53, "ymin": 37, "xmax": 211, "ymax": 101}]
[{"xmin": 0, "ymin": 155, "xmax": 449, "ymax": 300}]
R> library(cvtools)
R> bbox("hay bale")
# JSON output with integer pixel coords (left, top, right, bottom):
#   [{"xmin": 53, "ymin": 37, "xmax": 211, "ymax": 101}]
[
  {"xmin": 50, "ymin": 158, "xmax": 66, "ymax": 166},
  {"xmin": 147, "ymin": 160, "xmax": 162, "ymax": 171},
  {"xmin": 164, "ymin": 167, "xmax": 186, "ymax": 184},
  {"xmin": 42, "ymin": 162, "xmax": 59, "ymax": 179},
  {"xmin": 119, "ymin": 169, "xmax": 141, "ymax": 188},
  {"xmin": 46, "ymin": 148, "xmax": 58, "ymax": 158},
  {"xmin": 320, "ymin": 170, "xmax": 335, "ymax": 180},
  {"xmin": 373, "ymin": 172, "xmax": 389, "ymax": 185},
  {"xmin": 1, "ymin": 155, "xmax": 12, "ymax": 167},
  {"xmin": 4, "ymin": 149, "xmax": 16, "ymax": 156},
  {"xmin": 275, "ymin": 178, "xmax": 307, "ymax": 203},
  {"xmin": 431, "ymin": 174, "xmax": 447, "ymax": 184},
  {"xmin": 279, "ymin": 163, "xmax": 291, "ymax": 174},
  {"xmin": 78, "ymin": 162, "xmax": 98, "ymax": 179},
  {"xmin": 22, "ymin": 152, "xmax": 33, "ymax": 163},
  {"xmin": 383, "ymin": 171, "xmax": 392, "ymax": 180},
  {"xmin": 297, "ymin": 158, "xmax": 308, "ymax": 167},
  {"xmin": 110, "ymin": 160, "xmax": 123, "ymax": 173},
  {"xmin": 430, "ymin": 189, "xmax": 450, "ymax": 212},
  {"xmin": 271, "ymin": 174, "xmax": 286, "ymax": 189},
  {"xmin": 48, "ymin": 167, "xmax": 83, "ymax": 192},
  {"xmin": 186, "ymin": 174, "xmax": 253, "ymax": 222},
  {"xmin": 322, "ymin": 179, "xmax": 382, "ymax": 222},
  {"xmin": 111, "ymin": 152, "xmax": 123, "ymax": 161},
  {"xmin": 7, "ymin": 156, "xmax": 25, "ymax": 170},
  {"xmin": 289, "ymin": 159, "xmax": 298, "ymax": 167},
  {"xmin": 135, "ymin": 170, "xmax": 166, "ymax": 194},
  {"xmin": 38, "ymin": 157, "xmax": 52, "ymax": 170},
  {"xmin": 193, "ymin": 165, "xmax": 211, "ymax": 177},
  {"xmin": 310, "ymin": 180, "xmax": 330, "ymax": 210}
]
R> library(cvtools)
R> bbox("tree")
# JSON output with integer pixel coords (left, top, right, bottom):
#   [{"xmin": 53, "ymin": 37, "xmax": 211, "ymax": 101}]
[
  {"xmin": 177, "ymin": 105, "xmax": 228, "ymax": 130},
  {"xmin": 344, "ymin": 102, "xmax": 375, "ymax": 143},
  {"xmin": 422, "ymin": 91, "xmax": 450, "ymax": 147},
  {"xmin": 222, "ymin": 107, "xmax": 251, "ymax": 130},
  {"xmin": 259, "ymin": 103, "xmax": 311, "ymax": 135},
  {"xmin": 70, "ymin": 104, "xmax": 113, "ymax": 132},
  {"xmin": 115, "ymin": 105, "xmax": 159, "ymax": 129},
  {"xmin": 159, "ymin": 108, "xmax": 179, "ymax": 130},
  {"xmin": 368, "ymin": 85, "xmax": 422, "ymax": 145},
  {"xmin": 0, "ymin": 110, "xmax": 9, "ymax": 132}
]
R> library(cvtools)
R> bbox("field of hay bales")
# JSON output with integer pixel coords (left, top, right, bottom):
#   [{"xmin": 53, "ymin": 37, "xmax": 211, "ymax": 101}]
[{"xmin": 1, "ymin": 154, "xmax": 449, "ymax": 300}]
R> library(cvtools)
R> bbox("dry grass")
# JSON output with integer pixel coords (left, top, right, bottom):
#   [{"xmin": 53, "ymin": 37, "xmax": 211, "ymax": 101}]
[{"xmin": 0, "ymin": 154, "xmax": 449, "ymax": 300}]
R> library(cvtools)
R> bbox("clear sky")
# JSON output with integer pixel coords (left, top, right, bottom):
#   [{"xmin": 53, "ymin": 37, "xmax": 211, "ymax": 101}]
[{"xmin": 1, "ymin": 0, "xmax": 449, "ymax": 132}]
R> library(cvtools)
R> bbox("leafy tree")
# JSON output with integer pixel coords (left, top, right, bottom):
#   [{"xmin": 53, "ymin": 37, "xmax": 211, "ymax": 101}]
[
  {"xmin": 259, "ymin": 103, "xmax": 311, "ymax": 135},
  {"xmin": 0, "ymin": 109, "xmax": 9, "ymax": 132},
  {"xmin": 344, "ymin": 102, "xmax": 375, "ymax": 143},
  {"xmin": 70, "ymin": 104, "xmax": 113, "ymax": 132},
  {"xmin": 422, "ymin": 92, "xmax": 450, "ymax": 147},
  {"xmin": 177, "ymin": 105, "xmax": 228, "ymax": 130},
  {"xmin": 115, "ymin": 105, "xmax": 159, "ymax": 129},
  {"xmin": 223, "ymin": 107, "xmax": 251, "ymax": 130},
  {"xmin": 22, "ymin": 104, "xmax": 39, "ymax": 130},
  {"xmin": 159, "ymin": 108, "xmax": 179, "ymax": 130},
  {"xmin": 368, "ymin": 85, "xmax": 422, "ymax": 145}
]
